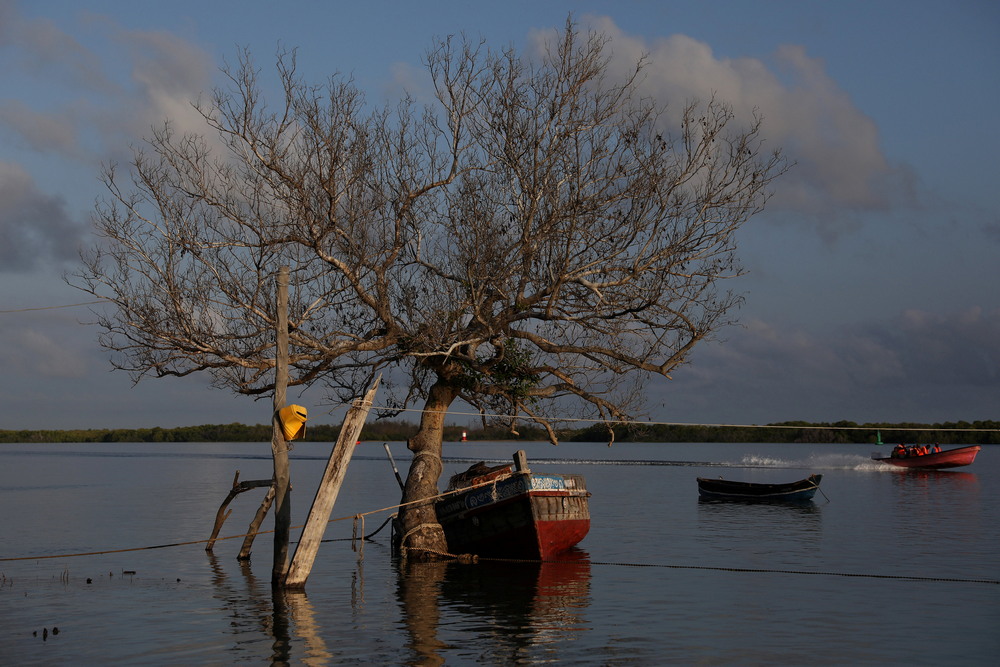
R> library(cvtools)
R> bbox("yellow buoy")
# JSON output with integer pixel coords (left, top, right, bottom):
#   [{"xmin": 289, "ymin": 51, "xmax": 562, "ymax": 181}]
[{"xmin": 277, "ymin": 404, "xmax": 308, "ymax": 441}]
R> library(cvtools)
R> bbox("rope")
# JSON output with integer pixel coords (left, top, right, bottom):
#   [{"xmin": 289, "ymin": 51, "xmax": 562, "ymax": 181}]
[
  {"xmin": 398, "ymin": 523, "xmax": 444, "ymax": 552},
  {"xmin": 0, "ymin": 300, "xmax": 110, "ymax": 314},
  {"xmin": 361, "ymin": 514, "xmax": 394, "ymax": 540},
  {"xmin": 6, "ymin": 474, "xmax": 994, "ymax": 586},
  {"xmin": 327, "ymin": 403, "xmax": 1000, "ymax": 434},
  {"xmin": 0, "ymin": 476, "xmax": 504, "ymax": 563},
  {"xmin": 2, "ymin": 298, "xmax": 995, "ymax": 437},
  {"xmin": 402, "ymin": 549, "xmax": 1000, "ymax": 586},
  {"xmin": 411, "ymin": 450, "xmax": 442, "ymax": 466},
  {"xmin": 4, "ymin": 520, "xmax": 996, "ymax": 585}
]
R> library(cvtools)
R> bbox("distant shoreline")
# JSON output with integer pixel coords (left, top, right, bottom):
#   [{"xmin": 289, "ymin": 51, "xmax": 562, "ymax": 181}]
[{"xmin": 1, "ymin": 420, "xmax": 997, "ymax": 445}]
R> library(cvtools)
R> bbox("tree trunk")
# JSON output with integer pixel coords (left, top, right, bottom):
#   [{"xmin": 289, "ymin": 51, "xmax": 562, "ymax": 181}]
[
  {"xmin": 271, "ymin": 265, "xmax": 291, "ymax": 586},
  {"xmin": 398, "ymin": 379, "xmax": 455, "ymax": 559}
]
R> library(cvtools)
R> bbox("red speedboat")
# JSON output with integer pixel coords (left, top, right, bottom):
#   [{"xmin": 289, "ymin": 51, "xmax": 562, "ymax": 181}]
[{"xmin": 872, "ymin": 444, "xmax": 980, "ymax": 470}]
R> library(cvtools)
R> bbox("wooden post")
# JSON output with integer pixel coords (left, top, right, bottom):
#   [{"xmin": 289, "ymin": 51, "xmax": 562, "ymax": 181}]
[
  {"xmin": 513, "ymin": 449, "xmax": 530, "ymax": 473},
  {"xmin": 238, "ymin": 485, "xmax": 275, "ymax": 561},
  {"xmin": 205, "ymin": 471, "xmax": 273, "ymax": 552},
  {"xmin": 271, "ymin": 265, "xmax": 291, "ymax": 587},
  {"xmin": 284, "ymin": 376, "xmax": 380, "ymax": 588}
]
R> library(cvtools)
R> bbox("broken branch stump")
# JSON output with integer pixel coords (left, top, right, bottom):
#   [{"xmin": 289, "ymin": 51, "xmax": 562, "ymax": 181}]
[{"xmin": 206, "ymin": 470, "xmax": 274, "ymax": 552}]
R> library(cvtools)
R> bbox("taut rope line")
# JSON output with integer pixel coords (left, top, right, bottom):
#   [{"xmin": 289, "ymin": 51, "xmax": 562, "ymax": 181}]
[
  {"xmin": 0, "ymin": 476, "xmax": 499, "ymax": 563},
  {"xmin": 391, "ymin": 547, "xmax": 1000, "ymax": 586}
]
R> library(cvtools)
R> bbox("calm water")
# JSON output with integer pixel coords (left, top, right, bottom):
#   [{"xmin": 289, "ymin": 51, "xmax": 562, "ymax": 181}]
[{"xmin": 1, "ymin": 441, "xmax": 997, "ymax": 665}]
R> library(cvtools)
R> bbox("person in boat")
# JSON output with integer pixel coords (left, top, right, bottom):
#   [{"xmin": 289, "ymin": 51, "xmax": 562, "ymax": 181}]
[
  {"xmin": 892, "ymin": 444, "xmax": 906, "ymax": 458},
  {"xmin": 933, "ymin": 444, "xmax": 941, "ymax": 453}
]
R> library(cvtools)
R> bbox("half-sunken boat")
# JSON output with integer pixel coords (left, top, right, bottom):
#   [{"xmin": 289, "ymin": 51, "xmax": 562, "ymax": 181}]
[
  {"xmin": 435, "ymin": 450, "xmax": 591, "ymax": 559},
  {"xmin": 696, "ymin": 474, "xmax": 823, "ymax": 502},
  {"xmin": 871, "ymin": 444, "xmax": 980, "ymax": 470}
]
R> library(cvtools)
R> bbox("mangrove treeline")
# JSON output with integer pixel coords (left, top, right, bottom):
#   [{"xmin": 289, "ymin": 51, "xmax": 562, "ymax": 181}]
[{"xmin": 1, "ymin": 419, "xmax": 998, "ymax": 445}]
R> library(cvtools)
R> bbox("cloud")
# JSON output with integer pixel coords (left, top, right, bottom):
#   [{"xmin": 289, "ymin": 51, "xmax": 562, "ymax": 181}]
[
  {"xmin": 105, "ymin": 23, "xmax": 215, "ymax": 141},
  {"xmin": 0, "ymin": 324, "xmax": 88, "ymax": 379},
  {"xmin": 654, "ymin": 307, "xmax": 1000, "ymax": 423},
  {"xmin": 0, "ymin": 4, "xmax": 218, "ymax": 271},
  {"xmin": 890, "ymin": 307, "xmax": 1000, "ymax": 387},
  {"xmin": 572, "ymin": 16, "xmax": 907, "ymax": 241},
  {"xmin": 0, "ymin": 100, "xmax": 83, "ymax": 157},
  {"xmin": 0, "ymin": 161, "xmax": 87, "ymax": 271},
  {"xmin": 0, "ymin": 3, "xmax": 214, "ymax": 163},
  {"xmin": 982, "ymin": 214, "xmax": 1000, "ymax": 245},
  {"xmin": 0, "ymin": 5, "xmax": 116, "ymax": 94}
]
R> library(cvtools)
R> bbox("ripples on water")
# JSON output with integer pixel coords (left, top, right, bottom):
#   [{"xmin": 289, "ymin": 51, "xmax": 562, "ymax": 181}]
[{"xmin": 1, "ymin": 441, "xmax": 997, "ymax": 665}]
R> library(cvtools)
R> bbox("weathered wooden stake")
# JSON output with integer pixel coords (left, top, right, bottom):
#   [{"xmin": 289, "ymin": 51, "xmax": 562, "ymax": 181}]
[
  {"xmin": 271, "ymin": 265, "xmax": 291, "ymax": 587},
  {"xmin": 205, "ymin": 471, "xmax": 273, "ymax": 552},
  {"xmin": 238, "ymin": 484, "xmax": 275, "ymax": 561},
  {"xmin": 284, "ymin": 376, "xmax": 380, "ymax": 588}
]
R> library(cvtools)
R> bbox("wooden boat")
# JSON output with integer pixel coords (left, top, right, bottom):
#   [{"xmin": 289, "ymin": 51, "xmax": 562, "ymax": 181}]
[
  {"xmin": 872, "ymin": 444, "xmax": 980, "ymax": 470},
  {"xmin": 435, "ymin": 450, "xmax": 591, "ymax": 559},
  {"xmin": 696, "ymin": 474, "xmax": 823, "ymax": 502}
]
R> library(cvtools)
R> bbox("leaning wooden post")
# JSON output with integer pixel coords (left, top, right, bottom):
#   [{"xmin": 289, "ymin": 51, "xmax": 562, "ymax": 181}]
[
  {"xmin": 271, "ymin": 265, "xmax": 292, "ymax": 587},
  {"xmin": 205, "ymin": 471, "xmax": 274, "ymax": 552},
  {"xmin": 238, "ymin": 485, "xmax": 275, "ymax": 561},
  {"xmin": 284, "ymin": 376, "xmax": 381, "ymax": 589}
]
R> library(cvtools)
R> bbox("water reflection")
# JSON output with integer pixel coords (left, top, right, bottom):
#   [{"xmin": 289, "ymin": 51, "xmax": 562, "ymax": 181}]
[
  {"xmin": 693, "ymin": 497, "xmax": 824, "ymax": 566},
  {"xmin": 885, "ymin": 470, "xmax": 983, "ymax": 558},
  {"xmin": 273, "ymin": 589, "xmax": 333, "ymax": 666},
  {"xmin": 207, "ymin": 553, "xmax": 332, "ymax": 666},
  {"xmin": 888, "ymin": 469, "xmax": 979, "ymax": 496},
  {"xmin": 397, "ymin": 560, "xmax": 449, "ymax": 666},
  {"xmin": 696, "ymin": 497, "xmax": 824, "ymax": 525},
  {"xmin": 397, "ymin": 551, "xmax": 592, "ymax": 665},
  {"xmin": 207, "ymin": 552, "xmax": 273, "ymax": 659}
]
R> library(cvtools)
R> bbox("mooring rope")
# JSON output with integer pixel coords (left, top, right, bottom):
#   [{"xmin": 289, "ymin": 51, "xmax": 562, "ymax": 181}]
[
  {"xmin": 4, "ymin": 528, "xmax": 996, "ymax": 586},
  {"xmin": 403, "ymin": 548, "xmax": 1000, "ymax": 586},
  {"xmin": 4, "ymin": 479, "xmax": 997, "ymax": 586},
  {"xmin": 0, "ymin": 477, "xmax": 500, "ymax": 563}
]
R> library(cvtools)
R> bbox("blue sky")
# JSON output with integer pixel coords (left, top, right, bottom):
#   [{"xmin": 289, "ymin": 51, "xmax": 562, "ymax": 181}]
[{"xmin": 1, "ymin": 0, "xmax": 998, "ymax": 430}]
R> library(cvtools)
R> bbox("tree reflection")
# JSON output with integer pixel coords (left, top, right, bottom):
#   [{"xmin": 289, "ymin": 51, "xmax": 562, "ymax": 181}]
[
  {"xmin": 206, "ymin": 546, "xmax": 593, "ymax": 664},
  {"xmin": 207, "ymin": 552, "xmax": 332, "ymax": 665},
  {"xmin": 396, "ymin": 551, "xmax": 591, "ymax": 664},
  {"xmin": 271, "ymin": 589, "xmax": 333, "ymax": 666}
]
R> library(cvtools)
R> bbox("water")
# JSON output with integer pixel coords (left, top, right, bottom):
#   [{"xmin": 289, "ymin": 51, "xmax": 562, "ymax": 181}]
[{"xmin": 1, "ymin": 441, "xmax": 997, "ymax": 665}]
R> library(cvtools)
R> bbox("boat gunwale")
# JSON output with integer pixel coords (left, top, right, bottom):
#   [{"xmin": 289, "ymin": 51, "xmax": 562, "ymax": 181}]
[
  {"xmin": 695, "ymin": 474, "xmax": 822, "ymax": 500},
  {"xmin": 871, "ymin": 444, "xmax": 980, "ymax": 469}
]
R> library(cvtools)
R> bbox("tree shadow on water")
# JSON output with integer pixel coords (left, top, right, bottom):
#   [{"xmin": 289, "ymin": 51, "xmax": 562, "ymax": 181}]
[
  {"xmin": 396, "ymin": 551, "xmax": 592, "ymax": 665},
  {"xmin": 207, "ymin": 552, "xmax": 331, "ymax": 666}
]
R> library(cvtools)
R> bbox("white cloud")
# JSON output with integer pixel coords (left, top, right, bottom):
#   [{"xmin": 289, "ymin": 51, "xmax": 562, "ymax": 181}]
[
  {"xmin": 3, "ymin": 8, "xmax": 115, "ymax": 93},
  {"xmin": 575, "ymin": 16, "xmax": 901, "ymax": 240},
  {"xmin": 0, "ymin": 4, "xmax": 219, "ymax": 271},
  {"xmin": 1, "ymin": 4, "xmax": 216, "ymax": 162},
  {"xmin": 107, "ymin": 25, "xmax": 215, "ymax": 140}
]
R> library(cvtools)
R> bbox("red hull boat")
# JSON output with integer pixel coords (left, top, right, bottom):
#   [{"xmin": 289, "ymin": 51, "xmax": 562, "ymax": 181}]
[
  {"xmin": 872, "ymin": 444, "xmax": 980, "ymax": 470},
  {"xmin": 436, "ymin": 451, "xmax": 591, "ymax": 560}
]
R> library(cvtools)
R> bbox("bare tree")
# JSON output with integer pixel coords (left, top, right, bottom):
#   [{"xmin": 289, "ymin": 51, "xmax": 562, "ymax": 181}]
[{"xmin": 73, "ymin": 20, "xmax": 787, "ymax": 558}]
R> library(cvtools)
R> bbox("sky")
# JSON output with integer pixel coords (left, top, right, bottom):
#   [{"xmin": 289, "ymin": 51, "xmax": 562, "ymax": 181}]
[{"xmin": 1, "ymin": 0, "xmax": 998, "ymax": 431}]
